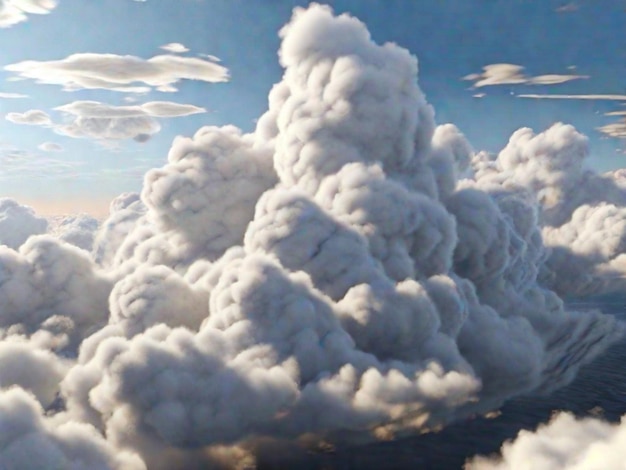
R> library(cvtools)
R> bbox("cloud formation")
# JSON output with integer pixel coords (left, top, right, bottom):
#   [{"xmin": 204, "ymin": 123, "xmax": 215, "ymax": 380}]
[
  {"xmin": 470, "ymin": 122, "xmax": 626, "ymax": 296},
  {"xmin": 467, "ymin": 412, "xmax": 626, "ymax": 470},
  {"xmin": 5, "ymin": 109, "xmax": 51, "ymax": 126},
  {"xmin": 0, "ymin": 197, "xmax": 48, "ymax": 248},
  {"xmin": 0, "ymin": 5, "xmax": 621, "ymax": 469},
  {"xmin": 463, "ymin": 64, "xmax": 588, "ymax": 88},
  {"xmin": 518, "ymin": 93, "xmax": 626, "ymax": 100},
  {"xmin": 5, "ymin": 52, "xmax": 229, "ymax": 92},
  {"xmin": 0, "ymin": 387, "xmax": 145, "ymax": 469},
  {"xmin": 38, "ymin": 141, "xmax": 63, "ymax": 152},
  {"xmin": 160, "ymin": 42, "xmax": 189, "ymax": 53},
  {"xmin": 55, "ymin": 100, "xmax": 206, "ymax": 118},
  {"xmin": 5, "ymin": 100, "xmax": 206, "ymax": 142},
  {"xmin": 52, "ymin": 100, "xmax": 206, "ymax": 142},
  {"xmin": 0, "ymin": 0, "xmax": 57, "ymax": 28},
  {"xmin": 0, "ymin": 91, "xmax": 28, "ymax": 98}
]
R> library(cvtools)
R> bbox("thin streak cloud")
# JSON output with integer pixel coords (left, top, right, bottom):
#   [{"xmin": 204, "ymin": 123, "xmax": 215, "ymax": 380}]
[{"xmin": 518, "ymin": 94, "xmax": 626, "ymax": 100}]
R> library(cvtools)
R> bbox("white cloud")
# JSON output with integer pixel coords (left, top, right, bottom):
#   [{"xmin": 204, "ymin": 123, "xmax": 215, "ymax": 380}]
[
  {"xmin": 52, "ymin": 100, "xmax": 206, "ymax": 142},
  {"xmin": 0, "ymin": 0, "xmax": 57, "ymax": 28},
  {"xmin": 4, "ymin": 101, "xmax": 206, "ymax": 143},
  {"xmin": 467, "ymin": 412, "xmax": 626, "ymax": 470},
  {"xmin": 0, "ymin": 5, "xmax": 622, "ymax": 470},
  {"xmin": 597, "ymin": 121, "xmax": 626, "ymax": 138},
  {"xmin": 5, "ymin": 52, "xmax": 229, "ymax": 92},
  {"xmin": 38, "ymin": 141, "xmax": 63, "ymax": 152},
  {"xmin": 55, "ymin": 100, "xmax": 206, "ymax": 118},
  {"xmin": 0, "ymin": 91, "xmax": 28, "ymax": 98},
  {"xmin": 0, "ymin": 197, "xmax": 48, "ymax": 248},
  {"xmin": 160, "ymin": 42, "xmax": 189, "ymax": 53},
  {"xmin": 463, "ymin": 63, "xmax": 588, "ymax": 88},
  {"xmin": 518, "ymin": 93, "xmax": 626, "ymax": 100},
  {"xmin": 56, "ymin": 115, "xmax": 161, "ymax": 142},
  {"xmin": 5, "ymin": 109, "xmax": 51, "ymax": 125}
]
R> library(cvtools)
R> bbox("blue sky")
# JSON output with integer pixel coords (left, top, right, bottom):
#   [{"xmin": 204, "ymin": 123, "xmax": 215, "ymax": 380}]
[{"xmin": 0, "ymin": 0, "xmax": 624, "ymax": 215}]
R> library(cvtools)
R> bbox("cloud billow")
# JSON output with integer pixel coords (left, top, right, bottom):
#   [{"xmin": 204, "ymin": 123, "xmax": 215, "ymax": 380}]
[{"xmin": 0, "ymin": 4, "xmax": 623, "ymax": 469}]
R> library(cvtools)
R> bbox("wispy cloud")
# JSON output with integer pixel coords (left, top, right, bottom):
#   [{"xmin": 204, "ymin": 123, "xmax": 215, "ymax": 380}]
[
  {"xmin": 5, "ymin": 109, "xmax": 51, "ymax": 125},
  {"xmin": 0, "ymin": 0, "xmax": 58, "ymax": 28},
  {"xmin": 0, "ymin": 91, "xmax": 28, "ymax": 99},
  {"xmin": 5, "ymin": 53, "xmax": 229, "ymax": 93},
  {"xmin": 517, "ymin": 93, "xmax": 626, "ymax": 100},
  {"xmin": 54, "ymin": 100, "xmax": 206, "ymax": 142},
  {"xmin": 555, "ymin": 2, "xmax": 579, "ymax": 13},
  {"xmin": 597, "ymin": 121, "xmax": 626, "ymax": 139},
  {"xmin": 5, "ymin": 100, "xmax": 207, "ymax": 143},
  {"xmin": 54, "ymin": 100, "xmax": 206, "ymax": 118},
  {"xmin": 463, "ymin": 63, "xmax": 588, "ymax": 88},
  {"xmin": 38, "ymin": 142, "xmax": 63, "ymax": 152},
  {"xmin": 0, "ymin": 146, "xmax": 83, "ymax": 179}
]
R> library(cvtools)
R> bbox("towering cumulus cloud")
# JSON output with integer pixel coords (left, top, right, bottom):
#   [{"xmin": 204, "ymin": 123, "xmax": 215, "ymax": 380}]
[{"xmin": 0, "ymin": 4, "xmax": 623, "ymax": 469}]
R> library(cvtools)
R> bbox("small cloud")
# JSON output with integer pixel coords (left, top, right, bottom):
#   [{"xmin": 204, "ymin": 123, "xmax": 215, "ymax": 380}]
[
  {"xmin": 597, "ymin": 121, "xmax": 626, "ymax": 139},
  {"xmin": 517, "ymin": 94, "xmax": 626, "ymax": 100},
  {"xmin": 5, "ymin": 109, "xmax": 51, "ymax": 125},
  {"xmin": 556, "ymin": 2, "xmax": 579, "ymax": 13},
  {"xmin": 156, "ymin": 84, "xmax": 178, "ymax": 93},
  {"xmin": 38, "ymin": 142, "xmax": 64, "ymax": 152},
  {"xmin": 54, "ymin": 100, "xmax": 206, "ymax": 118},
  {"xmin": 51, "ymin": 100, "xmax": 206, "ymax": 142},
  {"xmin": 199, "ymin": 53, "xmax": 221, "ymax": 62},
  {"xmin": 56, "ymin": 116, "xmax": 161, "ymax": 142},
  {"xmin": 463, "ymin": 63, "xmax": 588, "ymax": 88},
  {"xmin": 0, "ymin": 92, "xmax": 28, "ymax": 99},
  {"xmin": 473, "ymin": 93, "xmax": 486, "ymax": 99},
  {"xmin": 160, "ymin": 42, "xmax": 190, "ymax": 54},
  {"xmin": 0, "ymin": 0, "xmax": 58, "ymax": 28},
  {"xmin": 5, "ymin": 52, "xmax": 229, "ymax": 93}
]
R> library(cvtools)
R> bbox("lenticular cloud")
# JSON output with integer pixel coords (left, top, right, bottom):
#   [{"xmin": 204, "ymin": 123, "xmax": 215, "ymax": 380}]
[{"xmin": 0, "ymin": 4, "xmax": 623, "ymax": 469}]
